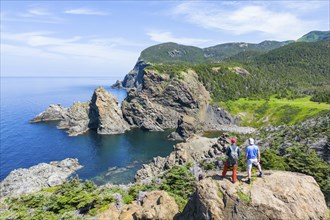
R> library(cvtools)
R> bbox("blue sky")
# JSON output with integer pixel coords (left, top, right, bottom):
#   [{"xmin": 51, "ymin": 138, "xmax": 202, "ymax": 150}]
[{"xmin": 1, "ymin": 1, "xmax": 329, "ymax": 77}]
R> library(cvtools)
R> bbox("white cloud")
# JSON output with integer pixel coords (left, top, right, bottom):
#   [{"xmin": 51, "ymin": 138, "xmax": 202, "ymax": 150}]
[
  {"xmin": 4, "ymin": 7, "xmax": 63, "ymax": 23},
  {"xmin": 64, "ymin": 8, "xmax": 108, "ymax": 16},
  {"xmin": 1, "ymin": 32, "xmax": 140, "ymax": 76},
  {"xmin": 147, "ymin": 31, "xmax": 209, "ymax": 45},
  {"xmin": 172, "ymin": 1, "xmax": 326, "ymax": 40}
]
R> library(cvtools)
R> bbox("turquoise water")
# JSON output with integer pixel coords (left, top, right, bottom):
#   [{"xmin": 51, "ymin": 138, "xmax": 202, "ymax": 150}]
[{"xmin": 0, "ymin": 77, "xmax": 177, "ymax": 184}]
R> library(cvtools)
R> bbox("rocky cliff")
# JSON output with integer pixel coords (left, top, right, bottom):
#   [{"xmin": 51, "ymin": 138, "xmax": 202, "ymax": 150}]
[
  {"xmin": 0, "ymin": 158, "xmax": 82, "ymax": 197},
  {"xmin": 179, "ymin": 171, "xmax": 328, "ymax": 220},
  {"xmin": 112, "ymin": 60, "xmax": 150, "ymax": 91},
  {"xmin": 121, "ymin": 68, "xmax": 236, "ymax": 133},
  {"xmin": 32, "ymin": 87, "xmax": 130, "ymax": 136}
]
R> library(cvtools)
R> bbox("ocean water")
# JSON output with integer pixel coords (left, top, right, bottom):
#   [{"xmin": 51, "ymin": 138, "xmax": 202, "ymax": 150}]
[{"xmin": 0, "ymin": 77, "xmax": 177, "ymax": 184}]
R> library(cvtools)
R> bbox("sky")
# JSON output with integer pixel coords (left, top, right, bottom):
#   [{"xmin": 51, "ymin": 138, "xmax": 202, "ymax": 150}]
[{"xmin": 1, "ymin": 1, "xmax": 329, "ymax": 77}]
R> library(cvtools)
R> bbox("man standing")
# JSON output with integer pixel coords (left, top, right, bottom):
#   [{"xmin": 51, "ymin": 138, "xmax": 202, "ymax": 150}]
[
  {"xmin": 222, "ymin": 138, "xmax": 240, "ymax": 183},
  {"xmin": 246, "ymin": 138, "xmax": 263, "ymax": 184}
]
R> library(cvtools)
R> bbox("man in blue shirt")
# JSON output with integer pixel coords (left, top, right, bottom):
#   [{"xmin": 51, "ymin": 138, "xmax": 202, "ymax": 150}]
[{"xmin": 245, "ymin": 138, "xmax": 262, "ymax": 184}]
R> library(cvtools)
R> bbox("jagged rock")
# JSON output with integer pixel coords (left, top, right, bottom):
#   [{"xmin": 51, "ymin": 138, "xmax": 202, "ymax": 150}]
[
  {"xmin": 179, "ymin": 171, "xmax": 328, "ymax": 220},
  {"xmin": 0, "ymin": 158, "xmax": 82, "ymax": 197},
  {"xmin": 30, "ymin": 104, "xmax": 67, "ymax": 122},
  {"xmin": 89, "ymin": 87, "xmax": 130, "ymax": 134},
  {"xmin": 97, "ymin": 191, "xmax": 178, "ymax": 220},
  {"xmin": 112, "ymin": 60, "xmax": 150, "ymax": 91},
  {"xmin": 58, "ymin": 101, "xmax": 90, "ymax": 136},
  {"xmin": 32, "ymin": 87, "xmax": 130, "ymax": 136},
  {"xmin": 204, "ymin": 106, "xmax": 239, "ymax": 130},
  {"xmin": 168, "ymin": 115, "xmax": 201, "ymax": 141},
  {"xmin": 135, "ymin": 136, "xmax": 221, "ymax": 182},
  {"xmin": 122, "ymin": 69, "xmax": 212, "ymax": 131}
]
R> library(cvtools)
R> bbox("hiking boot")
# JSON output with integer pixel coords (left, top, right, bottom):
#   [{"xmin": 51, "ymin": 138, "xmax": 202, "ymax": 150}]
[
  {"xmin": 258, "ymin": 172, "xmax": 263, "ymax": 177},
  {"xmin": 247, "ymin": 178, "xmax": 251, "ymax": 184}
]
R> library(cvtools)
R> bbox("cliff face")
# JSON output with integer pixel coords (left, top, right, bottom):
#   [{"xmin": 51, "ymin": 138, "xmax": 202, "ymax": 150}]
[
  {"xmin": 112, "ymin": 60, "xmax": 150, "ymax": 91},
  {"xmin": 89, "ymin": 87, "xmax": 130, "ymax": 134},
  {"xmin": 179, "ymin": 171, "xmax": 328, "ymax": 220},
  {"xmin": 122, "ymin": 69, "xmax": 236, "ymax": 132}
]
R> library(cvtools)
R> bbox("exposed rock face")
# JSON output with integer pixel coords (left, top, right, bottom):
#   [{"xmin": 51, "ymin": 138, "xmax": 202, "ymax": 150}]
[
  {"xmin": 97, "ymin": 190, "xmax": 178, "ymax": 220},
  {"xmin": 122, "ymin": 69, "xmax": 217, "ymax": 131},
  {"xmin": 179, "ymin": 171, "xmax": 328, "ymax": 220},
  {"xmin": 89, "ymin": 87, "xmax": 130, "ymax": 134},
  {"xmin": 168, "ymin": 115, "xmax": 201, "ymax": 141},
  {"xmin": 57, "ymin": 102, "xmax": 90, "ymax": 136},
  {"xmin": 32, "ymin": 87, "xmax": 129, "ymax": 136},
  {"xmin": 0, "ymin": 158, "xmax": 82, "ymax": 197},
  {"xmin": 204, "ymin": 106, "xmax": 239, "ymax": 130},
  {"xmin": 135, "ymin": 136, "xmax": 222, "ymax": 182},
  {"xmin": 30, "ymin": 104, "xmax": 67, "ymax": 122},
  {"xmin": 112, "ymin": 60, "xmax": 150, "ymax": 91}
]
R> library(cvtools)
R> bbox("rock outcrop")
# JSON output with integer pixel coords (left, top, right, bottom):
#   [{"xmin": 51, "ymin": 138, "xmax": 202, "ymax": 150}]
[
  {"xmin": 122, "ymin": 68, "xmax": 236, "ymax": 132},
  {"xmin": 97, "ymin": 190, "xmax": 178, "ymax": 220},
  {"xmin": 32, "ymin": 87, "xmax": 130, "ymax": 136},
  {"xmin": 57, "ymin": 101, "xmax": 90, "ymax": 136},
  {"xmin": 168, "ymin": 115, "xmax": 201, "ymax": 141},
  {"xmin": 112, "ymin": 60, "xmax": 150, "ymax": 91},
  {"xmin": 89, "ymin": 87, "xmax": 130, "ymax": 134},
  {"xmin": 135, "ymin": 136, "xmax": 224, "ymax": 182},
  {"xmin": 30, "ymin": 104, "xmax": 67, "ymax": 122},
  {"xmin": 179, "ymin": 171, "xmax": 329, "ymax": 220},
  {"xmin": 0, "ymin": 158, "xmax": 82, "ymax": 197}
]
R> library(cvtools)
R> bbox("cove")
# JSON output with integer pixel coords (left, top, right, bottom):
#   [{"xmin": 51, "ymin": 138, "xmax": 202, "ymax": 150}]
[{"xmin": 0, "ymin": 77, "xmax": 178, "ymax": 184}]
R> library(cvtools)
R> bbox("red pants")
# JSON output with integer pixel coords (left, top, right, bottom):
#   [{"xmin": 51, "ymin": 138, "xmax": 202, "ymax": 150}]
[{"xmin": 222, "ymin": 161, "xmax": 237, "ymax": 183}]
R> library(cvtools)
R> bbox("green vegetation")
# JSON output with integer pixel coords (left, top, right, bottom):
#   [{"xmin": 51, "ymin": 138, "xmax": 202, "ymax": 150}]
[
  {"xmin": 234, "ymin": 114, "xmax": 330, "ymax": 204},
  {"xmin": 1, "ymin": 164, "xmax": 197, "ymax": 218},
  {"xmin": 145, "ymin": 41, "xmax": 330, "ymax": 105},
  {"xmin": 297, "ymin": 30, "xmax": 330, "ymax": 42},
  {"xmin": 237, "ymin": 189, "xmax": 251, "ymax": 203},
  {"xmin": 140, "ymin": 40, "xmax": 291, "ymax": 64},
  {"xmin": 285, "ymin": 146, "xmax": 330, "ymax": 201},
  {"xmin": 220, "ymin": 96, "xmax": 329, "ymax": 127},
  {"xmin": 2, "ymin": 177, "xmax": 115, "ymax": 219},
  {"xmin": 140, "ymin": 42, "xmax": 205, "ymax": 64},
  {"xmin": 159, "ymin": 164, "xmax": 196, "ymax": 211}
]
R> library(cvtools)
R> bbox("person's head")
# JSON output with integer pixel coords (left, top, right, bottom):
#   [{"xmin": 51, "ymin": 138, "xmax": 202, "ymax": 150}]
[
  {"xmin": 248, "ymin": 138, "xmax": 254, "ymax": 145},
  {"xmin": 231, "ymin": 138, "xmax": 236, "ymax": 144}
]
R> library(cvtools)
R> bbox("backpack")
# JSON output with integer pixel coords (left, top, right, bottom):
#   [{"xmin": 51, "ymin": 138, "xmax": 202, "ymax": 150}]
[{"xmin": 229, "ymin": 145, "xmax": 239, "ymax": 165}]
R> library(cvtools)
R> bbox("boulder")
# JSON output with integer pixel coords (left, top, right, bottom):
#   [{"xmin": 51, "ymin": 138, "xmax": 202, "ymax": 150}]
[
  {"xmin": 97, "ymin": 191, "xmax": 178, "ymax": 220},
  {"xmin": 0, "ymin": 158, "xmax": 82, "ymax": 197},
  {"xmin": 179, "ymin": 171, "xmax": 329, "ymax": 220}
]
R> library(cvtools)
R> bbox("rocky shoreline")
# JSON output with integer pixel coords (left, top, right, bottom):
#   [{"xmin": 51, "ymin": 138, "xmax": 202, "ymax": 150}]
[
  {"xmin": 32, "ymin": 66, "xmax": 246, "ymax": 140},
  {"xmin": 0, "ymin": 158, "xmax": 82, "ymax": 197},
  {"xmin": 1, "ymin": 135, "xmax": 328, "ymax": 220}
]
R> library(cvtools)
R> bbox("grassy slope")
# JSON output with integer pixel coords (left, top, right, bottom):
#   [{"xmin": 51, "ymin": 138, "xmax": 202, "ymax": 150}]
[{"xmin": 220, "ymin": 96, "xmax": 330, "ymax": 127}]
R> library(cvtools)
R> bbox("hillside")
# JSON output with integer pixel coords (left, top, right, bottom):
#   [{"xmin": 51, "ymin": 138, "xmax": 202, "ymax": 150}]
[
  {"xmin": 139, "ymin": 40, "xmax": 291, "ymax": 64},
  {"xmin": 297, "ymin": 30, "xmax": 330, "ymax": 42},
  {"xmin": 146, "ymin": 40, "xmax": 330, "ymax": 104}
]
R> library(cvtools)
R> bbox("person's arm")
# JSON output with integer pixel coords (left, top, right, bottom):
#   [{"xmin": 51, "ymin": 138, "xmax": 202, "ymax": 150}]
[
  {"xmin": 258, "ymin": 147, "xmax": 261, "ymax": 163},
  {"xmin": 245, "ymin": 148, "xmax": 248, "ymax": 161}
]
